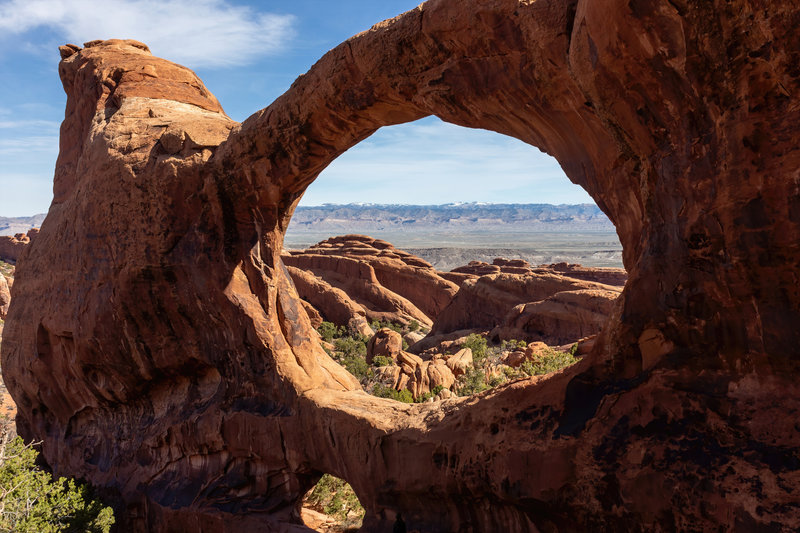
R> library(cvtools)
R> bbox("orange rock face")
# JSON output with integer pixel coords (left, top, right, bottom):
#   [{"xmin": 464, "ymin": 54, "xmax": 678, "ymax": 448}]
[
  {"xmin": 284, "ymin": 235, "xmax": 458, "ymax": 329},
  {"xmin": 0, "ymin": 230, "xmax": 35, "ymax": 263},
  {"xmin": 3, "ymin": 0, "xmax": 800, "ymax": 530},
  {"xmin": 432, "ymin": 271, "xmax": 621, "ymax": 341}
]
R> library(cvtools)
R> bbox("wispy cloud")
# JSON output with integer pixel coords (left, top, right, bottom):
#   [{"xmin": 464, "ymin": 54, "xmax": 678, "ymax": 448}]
[
  {"xmin": 0, "ymin": 119, "xmax": 60, "ymax": 129},
  {"xmin": 0, "ymin": 0, "xmax": 295, "ymax": 68},
  {"xmin": 0, "ymin": 135, "xmax": 58, "ymax": 155},
  {"xmin": 303, "ymin": 118, "xmax": 593, "ymax": 206}
]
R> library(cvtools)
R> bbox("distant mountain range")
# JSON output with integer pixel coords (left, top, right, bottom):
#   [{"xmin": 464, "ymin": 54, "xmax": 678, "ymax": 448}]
[
  {"xmin": 0, "ymin": 205, "xmax": 622, "ymax": 268},
  {"xmin": 288, "ymin": 203, "xmax": 614, "ymax": 234},
  {"xmin": 285, "ymin": 204, "xmax": 622, "ymax": 268},
  {"xmin": 0, "ymin": 214, "xmax": 46, "ymax": 236}
]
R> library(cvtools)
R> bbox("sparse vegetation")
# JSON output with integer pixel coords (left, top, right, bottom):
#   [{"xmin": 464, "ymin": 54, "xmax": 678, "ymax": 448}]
[
  {"xmin": 317, "ymin": 321, "xmax": 344, "ymax": 342},
  {"xmin": 0, "ymin": 261, "xmax": 13, "ymax": 279},
  {"xmin": 462, "ymin": 333, "xmax": 488, "ymax": 364},
  {"xmin": 501, "ymin": 339, "xmax": 527, "ymax": 351},
  {"xmin": 518, "ymin": 349, "xmax": 578, "ymax": 377},
  {"xmin": 305, "ymin": 474, "xmax": 364, "ymax": 529},
  {"xmin": 415, "ymin": 384, "xmax": 444, "ymax": 403},
  {"xmin": 0, "ymin": 429, "xmax": 115, "ymax": 533},
  {"xmin": 371, "ymin": 355, "xmax": 394, "ymax": 367},
  {"xmin": 456, "ymin": 366, "xmax": 490, "ymax": 396},
  {"xmin": 370, "ymin": 319, "xmax": 403, "ymax": 334},
  {"xmin": 372, "ymin": 384, "xmax": 414, "ymax": 403},
  {"xmin": 454, "ymin": 335, "xmax": 581, "ymax": 396}
]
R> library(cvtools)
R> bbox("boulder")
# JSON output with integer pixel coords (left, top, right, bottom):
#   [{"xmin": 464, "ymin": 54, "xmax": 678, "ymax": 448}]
[
  {"xmin": 445, "ymin": 348, "xmax": 473, "ymax": 377},
  {"xmin": 409, "ymin": 360, "xmax": 456, "ymax": 399},
  {"xmin": 366, "ymin": 328, "xmax": 403, "ymax": 364}
]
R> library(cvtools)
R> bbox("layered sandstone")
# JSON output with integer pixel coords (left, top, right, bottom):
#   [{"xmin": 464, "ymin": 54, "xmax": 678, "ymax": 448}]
[
  {"xmin": 2, "ymin": 0, "xmax": 800, "ymax": 531},
  {"xmin": 432, "ymin": 271, "xmax": 621, "ymax": 340},
  {"xmin": 535, "ymin": 262, "xmax": 627, "ymax": 286},
  {"xmin": 283, "ymin": 235, "xmax": 459, "ymax": 329},
  {"xmin": 0, "ymin": 229, "xmax": 37, "ymax": 263}
]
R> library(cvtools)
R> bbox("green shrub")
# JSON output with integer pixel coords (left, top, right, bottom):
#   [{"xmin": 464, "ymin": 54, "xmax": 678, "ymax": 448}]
[
  {"xmin": 370, "ymin": 320, "xmax": 403, "ymax": 334},
  {"xmin": 340, "ymin": 355, "xmax": 370, "ymax": 380},
  {"xmin": 318, "ymin": 321, "xmax": 343, "ymax": 342},
  {"xmin": 408, "ymin": 320, "xmax": 420, "ymax": 332},
  {"xmin": 372, "ymin": 384, "xmax": 414, "ymax": 403},
  {"xmin": 501, "ymin": 339, "xmax": 527, "ymax": 351},
  {"xmin": 457, "ymin": 367, "xmax": 489, "ymax": 396},
  {"xmin": 415, "ymin": 384, "xmax": 445, "ymax": 403},
  {"xmin": 487, "ymin": 373, "xmax": 509, "ymax": 388},
  {"xmin": 333, "ymin": 336, "xmax": 366, "ymax": 358},
  {"xmin": 306, "ymin": 474, "xmax": 364, "ymax": 523},
  {"xmin": 568, "ymin": 343, "xmax": 579, "ymax": 356},
  {"xmin": 462, "ymin": 334, "xmax": 488, "ymax": 365},
  {"xmin": 0, "ymin": 434, "xmax": 115, "ymax": 533},
  {"xmin": 371, "ymin": 355, "xmax": 394, "ymax": 367},
  {"xmin": 519, "ymin": 349, "xmax": 578, "ymax": 376}
]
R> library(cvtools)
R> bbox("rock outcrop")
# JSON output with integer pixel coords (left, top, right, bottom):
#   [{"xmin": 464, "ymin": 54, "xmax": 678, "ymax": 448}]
[
  {"xmin": 490, "ymin": 288, "xmax": 623, "ymax": 345},
  {"xmin": 366, "ymin": 328, "xmax": 403, "ymax": 364},
  {"xmin": 432, "ymin": 271, "xmax": 621, "ymax": 341},
  {"xmin": 3, "ymin": 0, "xmax": 800, "ymax": 531},
  {"xmin": 0, "ymin": 275, "xmax": 9, "ymax": 320},
  {"xmin": 0, "ymin": 229, "xmax": 36, "ymax": 263},
  {"xmin": 284, "ymin": 235, "xmax": 458, "ymax": 329},
  {"xmin": 536, "ymin": 262, "xmax": 627, "ymax": 286}
]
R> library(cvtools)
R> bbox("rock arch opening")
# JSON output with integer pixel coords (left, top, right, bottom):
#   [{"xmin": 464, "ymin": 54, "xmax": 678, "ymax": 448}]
[{"xmin": 280, "ymin": 115, "xmax": 626, "ymax": 413}]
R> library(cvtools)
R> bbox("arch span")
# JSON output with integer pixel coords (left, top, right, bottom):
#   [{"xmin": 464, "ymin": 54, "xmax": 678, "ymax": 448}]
[{"xmin": 3, "ymin": 0, "xmax": 800, "ymax": 531}]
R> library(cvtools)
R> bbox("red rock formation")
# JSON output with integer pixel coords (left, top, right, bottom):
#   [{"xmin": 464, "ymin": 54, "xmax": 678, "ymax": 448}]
[
  {"xmin": 432, "ymin": 271, "xmax": 621, "ymax": 338},
  {"xmin": 436, "ymin": 270, "xmax": 475, "ymax": 286},
  {"xmin": 366, "ymin": 328, "xmax": 403, "ymax": 364},
  {"xmin": 285, "ymin": 264, "xmax": 374, "ymax": 337},
  {"xmin": 491, "ymin": 288, "xmax": 622, "ymax": 345},
  {"xmin": 537, "ymin": 262, "xmax": 627, "ymax": 286},
  {"xmin": 450, "ymin": 260, "xmax": 501, "ymax": 276},
  {"xmin": 284, "ymin": 235, "xmax": 458, "ymax": 324},
  {"xmin": 0, "ymin": 275, "xmax": 9, "ymax": 320},
  {"xmin": 3, "ymin": 0, "xmax": 800, "ymax": 530},
  {"xmin": 0, "ymin": 230, "xmax": 36, "ymax": 263}
]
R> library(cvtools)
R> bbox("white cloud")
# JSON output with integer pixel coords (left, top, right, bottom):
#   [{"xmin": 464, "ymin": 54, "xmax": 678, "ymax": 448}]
[
  {"xmin": 0, "ymin": 0, "xmax": 294, "ymax": 68},
  {"xmin": 0, "ymin": 135, "xmax": 58, "ymax": 155},
  {"xmin": 0, "ymin": 119, "xmax": 60, "ymax": 129}
]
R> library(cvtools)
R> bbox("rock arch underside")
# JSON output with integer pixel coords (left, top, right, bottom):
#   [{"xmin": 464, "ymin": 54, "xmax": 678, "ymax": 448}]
[{"xmin": 3, "ymin": 0, "xmax": 800, "ymax": 531}]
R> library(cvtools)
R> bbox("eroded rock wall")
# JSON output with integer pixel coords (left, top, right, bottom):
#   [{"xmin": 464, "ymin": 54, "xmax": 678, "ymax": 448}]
[{"xmin": 2, "ymin": 0, "xmax": 800, "ymax": 531}]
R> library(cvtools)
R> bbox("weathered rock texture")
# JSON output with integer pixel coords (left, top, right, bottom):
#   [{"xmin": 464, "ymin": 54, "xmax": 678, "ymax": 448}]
[
  {"xmin": 0, "ymin": 275, "xmax": 9, "ymax": 320},
  {"xmin": 490, "ymin": 287, "xmax": 623, "ymax": 345},
  {"xmin": 432, "ymin": 271, "xmax": 621, "ymax": 341},
  {"xmin": 283, "ymin": 235, "xmax": 458, "ymax": 329},
  {"xmin": 3, "ymin": 0, "xmax": 800, "ymax": 530},
  {"xmin": 0, "ymin": 229, "xmax": 36, "ymax": 263}
]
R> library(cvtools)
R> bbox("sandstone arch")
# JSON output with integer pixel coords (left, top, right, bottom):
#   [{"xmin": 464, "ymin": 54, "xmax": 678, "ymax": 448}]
[{"xmin": 3, "ymin": 0, "xmax": 800, "ymax": 531}]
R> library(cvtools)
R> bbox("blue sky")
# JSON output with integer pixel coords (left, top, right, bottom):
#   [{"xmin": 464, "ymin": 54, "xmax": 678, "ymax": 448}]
[{"xmin": 0, "ymin": 0, "xmax": 592, "ymax": 216}]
